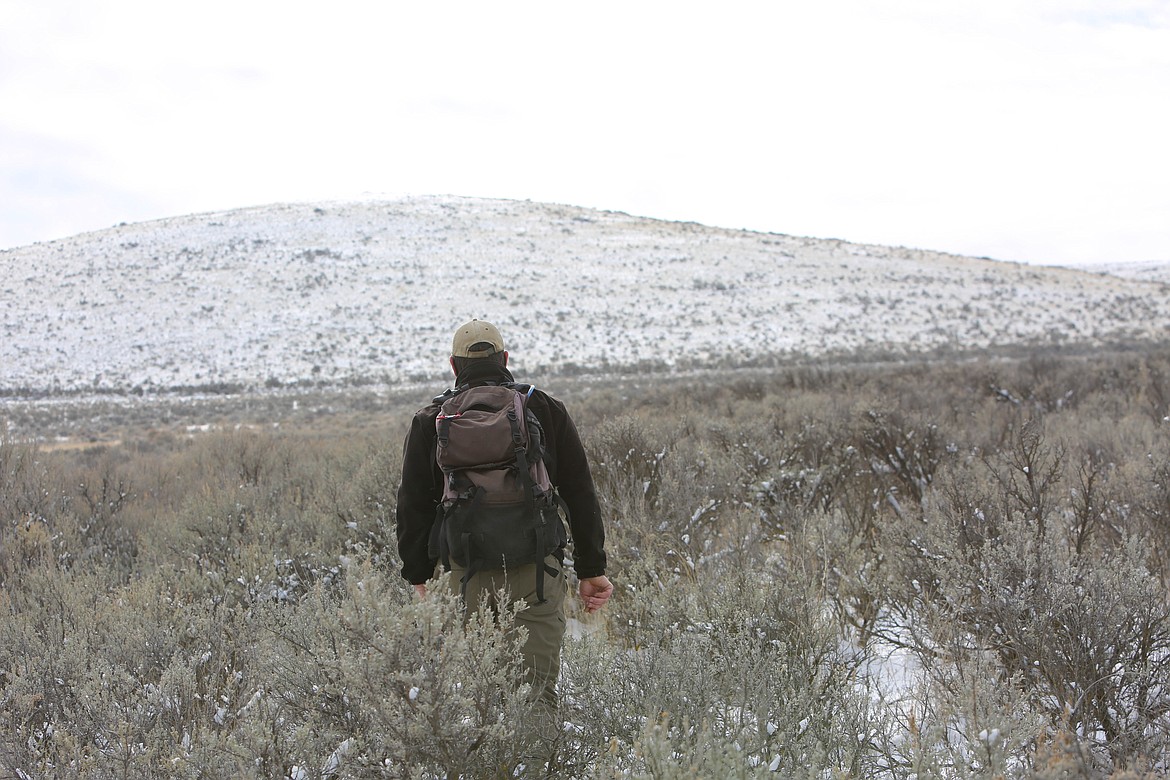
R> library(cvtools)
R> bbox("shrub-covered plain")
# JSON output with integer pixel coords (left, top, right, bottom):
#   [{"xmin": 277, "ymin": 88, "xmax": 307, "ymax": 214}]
[{"xmin": 2, "ymin": 348, "xmax": 1170, "ymax": 778}]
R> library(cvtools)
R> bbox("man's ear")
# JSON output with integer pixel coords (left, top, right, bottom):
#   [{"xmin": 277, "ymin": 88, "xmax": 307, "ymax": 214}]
[
  {"xmin": 449, "ymin": 357, "xmax": 458, "ymax": 377},
  {"xmin": 502, "ymin": 350, "xmax": 509, "ymax": 366}
]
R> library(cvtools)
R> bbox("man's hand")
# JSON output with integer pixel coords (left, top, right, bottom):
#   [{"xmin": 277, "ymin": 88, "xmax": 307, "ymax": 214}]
[
  {"xmin": 414, "ymin": 583, "xmax": 427, "ymax": 599},
  {"xmin": 579, "ymin": 575, "xmax": 613, "ymax": 614}
]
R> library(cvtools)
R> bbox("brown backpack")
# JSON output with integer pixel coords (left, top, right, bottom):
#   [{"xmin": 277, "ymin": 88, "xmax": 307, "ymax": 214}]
[{"xmin": 430, "ymin": 383, "xmax": 567, "ymax": 602}]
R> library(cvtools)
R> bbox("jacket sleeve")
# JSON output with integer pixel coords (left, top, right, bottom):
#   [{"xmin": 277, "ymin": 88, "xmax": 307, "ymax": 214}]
[
  {"xmin": 395, "ymin": 407, "xmax": 442, "ymax": 585},
  {"xmin": 538, "ymin": 394, "xmax": 608, "ymax": 579}
]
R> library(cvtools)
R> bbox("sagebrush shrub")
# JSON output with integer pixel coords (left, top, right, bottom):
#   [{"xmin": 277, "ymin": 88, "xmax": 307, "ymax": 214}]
[{"xmin": 4, "ymin": 348, "xmax": 1170, "ymax": 778}]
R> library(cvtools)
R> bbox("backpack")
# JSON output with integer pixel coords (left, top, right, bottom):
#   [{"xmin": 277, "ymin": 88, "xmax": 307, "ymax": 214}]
[{"xmin": 429, "ymin": 382, "xmax": 567, "ymax": 603}]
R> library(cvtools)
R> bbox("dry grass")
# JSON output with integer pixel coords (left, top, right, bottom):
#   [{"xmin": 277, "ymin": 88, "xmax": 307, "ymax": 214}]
[{"xmin": 2, "ymin": 346, "xmax": 1169, "ymax": 778}]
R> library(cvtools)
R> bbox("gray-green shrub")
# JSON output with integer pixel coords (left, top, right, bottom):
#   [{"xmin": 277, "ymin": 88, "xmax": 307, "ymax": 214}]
[{"xmin": 3, "ymin": 347, "xmax": 1170, "ymax": 778}]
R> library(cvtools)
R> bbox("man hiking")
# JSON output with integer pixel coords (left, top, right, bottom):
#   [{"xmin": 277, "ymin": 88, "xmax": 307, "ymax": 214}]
[{"xmin": 395, "ymin": 318, "xmax": 613, "ymax": 712}]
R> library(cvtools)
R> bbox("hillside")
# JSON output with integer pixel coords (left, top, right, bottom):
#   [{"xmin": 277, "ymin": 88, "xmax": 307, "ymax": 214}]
[{"xmin": 2, "ymin": 195, "xmax": 1168, "ymax": 397}]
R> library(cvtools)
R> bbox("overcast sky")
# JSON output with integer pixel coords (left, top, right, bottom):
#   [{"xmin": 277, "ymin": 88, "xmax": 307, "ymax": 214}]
[{"xmin": 2, "ymin": 1, "xmax": 1168, "ymax": 265}]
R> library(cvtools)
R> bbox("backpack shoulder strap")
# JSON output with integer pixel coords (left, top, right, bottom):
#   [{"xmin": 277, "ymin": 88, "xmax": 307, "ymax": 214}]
[
  {"xmin": 508, "ymin": 382, "xmax": 537, "ymax": 402},
  {"xmin": 431, "ymin": 384, "xmax": 469, "ymax": 405}
]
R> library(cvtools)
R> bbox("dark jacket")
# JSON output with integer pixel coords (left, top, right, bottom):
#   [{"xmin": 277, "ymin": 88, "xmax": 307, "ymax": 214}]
[{"xmin": 395, "ymin": 361, "xmax": 607, "ymax": 585}]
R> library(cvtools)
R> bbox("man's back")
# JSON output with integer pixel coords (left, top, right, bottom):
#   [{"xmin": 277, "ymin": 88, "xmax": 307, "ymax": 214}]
[
  {"xmin": 393, "ymin": 318, "xmax": 613, "ymax": 713},
  {"xmin": 395, "ymin": 359, "xmax": 606, "ymax": 586}
]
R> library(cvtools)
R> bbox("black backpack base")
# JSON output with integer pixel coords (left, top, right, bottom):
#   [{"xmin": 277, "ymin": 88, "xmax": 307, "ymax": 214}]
[{"xmin": 431, "ymin": 499, "xmax": 566, "ymax": 604}]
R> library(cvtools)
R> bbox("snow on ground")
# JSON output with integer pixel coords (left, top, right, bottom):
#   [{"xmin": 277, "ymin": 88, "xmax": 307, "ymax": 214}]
[
  {"xmin": 1076, "ymin": 259, "xmax": 1170, "ymax": 284},
  {"xmin": 1, "ymin": 195, "xmax": 1168, "ymax": 395}
]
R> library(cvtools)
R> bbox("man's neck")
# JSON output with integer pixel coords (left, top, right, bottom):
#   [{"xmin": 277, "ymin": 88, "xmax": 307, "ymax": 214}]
[{"xmin": 454, "ymin": 359, "xmax": 514, "ymax": 388}]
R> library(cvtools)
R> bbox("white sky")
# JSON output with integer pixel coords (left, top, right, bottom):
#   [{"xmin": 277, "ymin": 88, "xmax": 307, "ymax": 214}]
[{"xmin": 2, "ymin": 0, "xmax": 1168, "ymax": 265}]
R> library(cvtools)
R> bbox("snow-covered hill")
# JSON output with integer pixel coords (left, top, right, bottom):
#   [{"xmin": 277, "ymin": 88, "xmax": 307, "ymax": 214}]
[
  {"xmin": 1077, "ymin": 260, "xmax": 1170, "ymax": 284},
  {"xmin": 2, "ymin": 195, "xmax": 1168, "ymax": 396}
]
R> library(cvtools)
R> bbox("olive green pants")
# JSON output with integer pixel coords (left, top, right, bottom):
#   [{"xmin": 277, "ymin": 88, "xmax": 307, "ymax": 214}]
[{"xmin": 446, "ymin": 555, "xmax": 567, "ymax": 711}]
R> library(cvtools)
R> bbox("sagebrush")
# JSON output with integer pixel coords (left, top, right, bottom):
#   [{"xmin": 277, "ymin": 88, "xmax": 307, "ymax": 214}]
[{"xmin": 2, "ymin": 348, "xmax": 1169, "ymax": 778}]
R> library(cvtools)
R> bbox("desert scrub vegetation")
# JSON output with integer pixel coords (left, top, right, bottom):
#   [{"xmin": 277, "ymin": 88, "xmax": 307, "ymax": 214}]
[{"xmin": 2, "ymin": 347, "xmax": 1170, "ymax": 778}]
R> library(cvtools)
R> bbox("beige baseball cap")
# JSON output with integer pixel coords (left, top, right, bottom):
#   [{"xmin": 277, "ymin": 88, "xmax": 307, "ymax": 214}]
[{"xmin": 451, "ymin": 319, "xmax": 505, "ymax": 358}]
